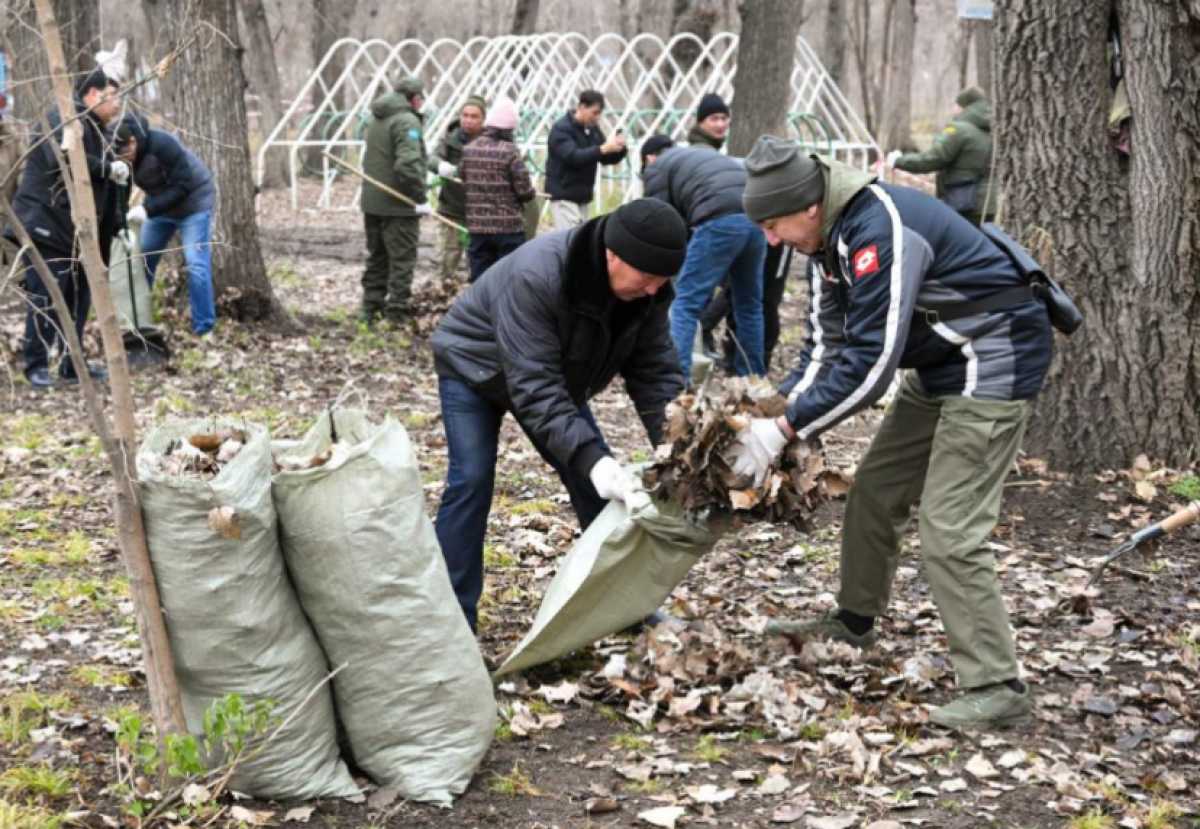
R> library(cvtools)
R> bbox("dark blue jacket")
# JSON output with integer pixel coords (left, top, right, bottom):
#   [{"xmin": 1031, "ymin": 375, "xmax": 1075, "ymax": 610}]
[
  {"xmin": 128, "ymin": 124, "xmax": 214, "ymax": 220},
  {"xmin": 781, "ymin": 181, "xmax": 1052, "ymax": 438},
  {"xmin": 8, "ymin": 101, "xmax": 123, "ymax": 259},
  {"xmin": 544, "ymin": 111, "xmax": 626, "ymax": 204},
  {"xmin": 641, "ymin": 145, "xmax": 746, "ymax": 227}
]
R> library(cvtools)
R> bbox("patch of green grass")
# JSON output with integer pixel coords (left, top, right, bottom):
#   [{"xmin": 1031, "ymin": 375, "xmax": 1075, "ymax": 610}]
[
  {"xmin": 625, "ymin": 779, "xmax": 663, "ymax": 794},
  {"xmin": 738, "ymin": 727, "xmax": 769, "ymax": 742},
  {"xmin": 1, "ymin": 691, "xmax": 72, "ymax": 744},
  {"xmin": 176, "ymin": 348, "xmax": 205, "ymax": 373},
  {"xmin": 307, "ymin": 334, "xmax": 324, "ymax": 351},
  {"xmin": 1143, "ymin": 799, "xmax": 1182, "ymax": 829},
  {"xmin": 508, "ymin": 498, "xmax": 557, "ymax": 516},
  {"xmin": 796, "ymin": 721, "xmax": 826, "ymax": 741},
  {"xmin": 61, "ymin": 532, "xmax": 91, "ymax": 566},
  {"xmin": 596, "ymin": 704, "xmax": 622, "ymax": 723},
  {"xmin": 494, "ymin": 721, "xmax": 514, "ymax": 742},
  {"xmin": 1067, "ymin": 809, "xmax": 1115, "ymax": 829},
  {"xmin": 0, "ymin": 799, "xmax": 64, "ymax": 828},
  {"xmin": 3, "ymin": 414, "xmax": 51, "ymax": 451},
  {"xmin": 403, "ymin": 411, "xmax": 435, "ymax": 430},
  {"xmin": 613, "ymin": 732, "xmax": 651, "ymax": 752},
  {"xmin": 488, "ymin": 763, "xmax": 540, "ymax": 796},
  {"xmin": 267, "ymin": 262, "xmax": 303, "ymax": 288},
  {"xmin": 0, "ymin": 764, "xmax": 75, "ymax": 799},
  {"xmin": 690, "ymin": 734, "xmax": 727, "ymax": 763},
  {"xmin": 483, "ymin": 544, "xmax": 517, "ymax": 569},
  {"xmin": 30, "ymin": 576, "xmax": 107, "ymax": 608},
  {"xmin": 6, "ymin": 547, "xmax": 59, "ymax": 568},
  {"xmin": 325, "ymin": 306, "xmax": 351, "ymax": 326},
  {"xmin": 153, "ymin": 392, "xmax": 195, "ymax": 420},
  {"xmin": 1168, "ymin": 474, "xmax": 1200, "ymax": 501},
  {"xmin": 35, "ymin": 615, "xmax": 67, "ymax": 632},
  {"xmin": 0, "ymin": 600, "xmax": 22, "ymax": 623},
  {"xmin": 71, "ymin": 665, "xmax": 133, "ymax": 689}
]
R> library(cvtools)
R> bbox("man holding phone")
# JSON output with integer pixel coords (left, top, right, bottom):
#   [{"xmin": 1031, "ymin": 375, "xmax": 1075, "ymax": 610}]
[{"xmin": 544, "ymin": 89, "xmax": 627, "ymax": 229}]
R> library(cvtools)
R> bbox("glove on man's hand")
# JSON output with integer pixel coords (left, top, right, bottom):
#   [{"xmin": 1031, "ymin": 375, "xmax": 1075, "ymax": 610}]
[
  {"xmin": 728, "ymin": 417, "xmax": 790, "ymax": 488},
  {"xmin": 437, "ymin": 160, "xmax": 458, "ymax": 178},
  {"xmin": 885, "ymin": 149, "xmax": 902, "ymax": 167},
  {"xmin": 108, "ymin": 160, "xmax": 131, "ymax": 185},
  {"xmin": 414, "ymin": 202, "xmax": 433, "ymax": 216},
  {"xmin": 589, "ymin": 456, "xmax": 650, "ymax": 511},
  {"xmin": 126, "ymin": 205, "xmax": 147, "ymax": 224}
]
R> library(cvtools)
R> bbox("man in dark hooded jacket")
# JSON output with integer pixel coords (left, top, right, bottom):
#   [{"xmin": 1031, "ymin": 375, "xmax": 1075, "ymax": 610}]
[
  {"xmin": 890, "ymin": 86, "xmax": 996, "ymax": 225},
  {"xmin": 430, "ymin": 197, "xmax": 687, "ymax": 631},
  {"xmin": 9, "ymin": 68, "xmax": 124, "ymax": 389},
  {"xmin": 114, "ymin": 114, "xmax": 216, "ymax": 335}
]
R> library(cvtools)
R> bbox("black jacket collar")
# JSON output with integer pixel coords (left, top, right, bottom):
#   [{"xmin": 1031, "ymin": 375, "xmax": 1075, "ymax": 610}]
[{"xmin": 563, "ymin": 215, "xmax": 614, "ymax": 315}]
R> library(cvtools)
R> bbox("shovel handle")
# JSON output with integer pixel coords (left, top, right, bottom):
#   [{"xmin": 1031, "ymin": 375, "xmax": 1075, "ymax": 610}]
[{"xmin": 1161, "ymin": 500, "xmax": 1200, "ymax": 534}]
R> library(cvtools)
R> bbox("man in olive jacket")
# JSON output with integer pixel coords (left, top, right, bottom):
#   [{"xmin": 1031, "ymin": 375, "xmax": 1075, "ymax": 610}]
[
  {"xmin": 359, "ymin": 74, "xmax": 431, "ymax": 323},
  {"xmin": 890, "ymin": 86, "xmax": 996, "ymax": 224},
  {"xmin": 430, "ymin": 198, "xmax": 688, "ymax": 631}
]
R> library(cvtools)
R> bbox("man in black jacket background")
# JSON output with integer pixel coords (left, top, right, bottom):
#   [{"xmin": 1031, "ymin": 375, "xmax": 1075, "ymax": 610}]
[
  {"xmin": 114, "ymin": 114, "xmax": 216, "ymax": 335},
  {"xmin": 430, "ymin": 198, "xmax": 687, "ymax": 631},
  {"xmin": 9, "ymin": 68, "xmax": 125, "ymax": 390},
  {"xmin": 544, "ymin": 89, "xmax": 626, "ymax": 230}
]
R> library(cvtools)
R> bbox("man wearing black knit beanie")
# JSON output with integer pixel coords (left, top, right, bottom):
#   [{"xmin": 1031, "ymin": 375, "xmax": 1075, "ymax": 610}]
[{"xmin": 431, "ymin": 198, "xmax": 688, "ymax": 631}]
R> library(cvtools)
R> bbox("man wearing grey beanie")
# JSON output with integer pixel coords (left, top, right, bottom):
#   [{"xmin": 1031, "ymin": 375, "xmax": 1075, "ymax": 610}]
[{"xmin": 729, "ymin": 135, "xmax": 1055, "ymax": 731}]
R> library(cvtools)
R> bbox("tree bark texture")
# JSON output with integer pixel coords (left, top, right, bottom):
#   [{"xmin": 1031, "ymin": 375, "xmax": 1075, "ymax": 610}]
[
  {"xmin": 142, "ymin": 0, "xmax": 288, "ymax": 325},
  {"xmin": 670, "ymin": 0, "xmax": 721, "ymax": 81},
  {"xmin": 994, "ymin": 0, "xmax": 1200, "ymax": 470},
  {"xmin": 511, "ymin": 0, "xmax": 540, "ymax": 34},
  {"xmin": 6, "ymin": 0, "xmax": 101, "ymax": 129},
  {"xmin": 727, "ymin": 0, "xmax": 802, "ymax": 157},
  {"xmin": 879, "ymin": 0, "xmax": 915, "ymax": 151},
  {"xmin": 821, "ymin": 0, "xmax": 846, "ymax": 86},
  {"xmin": 238, "ymin": 0, "xmax": 288, "ymax": 189}
]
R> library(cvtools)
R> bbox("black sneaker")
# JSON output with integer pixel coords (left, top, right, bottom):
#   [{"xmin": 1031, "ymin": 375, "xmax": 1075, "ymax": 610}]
[
  {"xmin": 25, "ymin": 367, "xmax": 53, "ymax": 390},
  {"xmin": 59, "ymin": 362, "xmax": 108, "ymax": 385}
]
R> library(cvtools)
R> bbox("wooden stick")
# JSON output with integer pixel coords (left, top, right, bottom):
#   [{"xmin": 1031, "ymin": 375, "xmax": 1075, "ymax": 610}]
[
  {"xmin": 323, "ymin": 152, "xmax": 468, "ymax": 233},
  {"xmin": 35, "ymin": 0, "xmax": 187, "ymax": 744}
]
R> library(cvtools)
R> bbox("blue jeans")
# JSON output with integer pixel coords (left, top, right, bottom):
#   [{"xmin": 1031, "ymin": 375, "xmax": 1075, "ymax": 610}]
[
  {"xmin": 139, "ymin": 209, "xmax": 216, "ymax": 334},
  {"xmin": 434, "ymin": 376, "xmax": 609, "ymax": 630},
  {"xmin": 467, "ymin": 231, "xmax": 525, "ymax": 282},
  {"xmin": 21, "ymin": 250, "xmax": 90, "ymax": 376},
  {"xmin": 669, "ymin": 212, "xmax": 766, "ymax": 377}
]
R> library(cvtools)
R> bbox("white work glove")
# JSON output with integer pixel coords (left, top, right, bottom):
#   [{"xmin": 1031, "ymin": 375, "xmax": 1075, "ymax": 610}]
[
  {"xmin": 589, "ymin": 456, "xmax": 651, "ymax": 511},
  {"xmin": 727, "ymin": 418, "xmax": 790, "ymax": 488},
  {"xmin": 108, "ymin": 159, "xmax": 131, "ymax": 185},
  {"xmin": 437, "ymin": 160, "xmax": 458, "ymax": 178},
  {"xmin": 885, "ymin": 149, "xmax": 902, "ymax": 168},
  {"xmin": 126, "ymin": 204, "xmax": 147, "ymax": 224},
  {"xmin": 414, "ymin": 202, "xmax": 433, "ymax": 216}
]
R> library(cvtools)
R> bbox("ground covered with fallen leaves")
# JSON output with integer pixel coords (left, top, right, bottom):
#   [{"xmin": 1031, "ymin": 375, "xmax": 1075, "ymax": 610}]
[{"xmin": 1, "ymin": 181, "xmax": 1198, "ymax": 829}]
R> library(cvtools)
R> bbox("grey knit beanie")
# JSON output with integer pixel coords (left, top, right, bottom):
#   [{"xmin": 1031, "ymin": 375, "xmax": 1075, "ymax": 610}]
[{"xmin": 742, "ymin": 135, "xmax": 825, "ymax": 223}]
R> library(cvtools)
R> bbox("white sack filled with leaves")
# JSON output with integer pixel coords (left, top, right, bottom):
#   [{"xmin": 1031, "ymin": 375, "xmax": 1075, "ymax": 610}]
[
  {"xmin": 137, "ymin": 420, "xmax": 358, "ymax": 801},
  {"xmin": 272, "ymin": 409, "xmax": 495, "ymax": 806},
  {"xmin": 495, "ymin": 495, "xmax": 722, "ymax": 677}
]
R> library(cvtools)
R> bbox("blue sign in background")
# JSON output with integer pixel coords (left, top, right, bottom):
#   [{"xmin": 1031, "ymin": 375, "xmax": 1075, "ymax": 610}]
[{"xmin": 957, "ymin": 0, "xmax": 994, "ymax": 19}]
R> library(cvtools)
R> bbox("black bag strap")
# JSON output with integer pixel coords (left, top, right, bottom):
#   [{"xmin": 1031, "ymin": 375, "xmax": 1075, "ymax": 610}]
[{"xmin": 916, "ymin": 284, "xmax": 1035, "ymax": 326}]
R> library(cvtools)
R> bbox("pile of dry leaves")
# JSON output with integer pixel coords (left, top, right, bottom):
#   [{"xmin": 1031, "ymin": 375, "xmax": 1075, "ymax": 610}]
[
  {"xmin": 142, "ymin": 428, "xmax": 246, "ymax": 478},
  {"xmin": 643, "ymin": 378, "xmax": 850, "ymax": 528}
]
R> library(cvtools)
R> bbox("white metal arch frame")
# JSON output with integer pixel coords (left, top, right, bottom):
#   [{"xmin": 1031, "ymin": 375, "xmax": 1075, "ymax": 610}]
[{"xmin": 258, "ymin": 32, "xmax": 880, "ymax": 212}]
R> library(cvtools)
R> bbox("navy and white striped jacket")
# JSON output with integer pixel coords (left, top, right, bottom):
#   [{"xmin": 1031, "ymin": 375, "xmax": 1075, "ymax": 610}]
[{"xmin": 780, "ymin": 182, "xmax": 1052, "ymax": 438}]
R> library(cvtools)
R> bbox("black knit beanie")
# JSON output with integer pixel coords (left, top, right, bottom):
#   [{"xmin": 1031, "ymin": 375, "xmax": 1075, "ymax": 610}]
[
  {"xmin": 640, "ymin": 134, "xmax": 674, "ymax": 172},
  {"xmin": 603, "ymin": 198, "xmax": 688, "ymax": 277},
  {"xmin": 697, "ymin": 92, "xmax": 730, "ymax": 122}
]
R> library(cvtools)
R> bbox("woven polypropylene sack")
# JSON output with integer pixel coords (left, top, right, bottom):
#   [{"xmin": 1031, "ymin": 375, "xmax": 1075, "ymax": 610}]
[
  {"xmin": 272, "ymin": 409, "xmax": 495, "ymax": 805},
  {"xmin": 137, "ymin": 421, "xmax": 358, "ymax": 800},
  {"xmin": 495, "ymin": 496, "xmax": 720, "ymax": 677}
]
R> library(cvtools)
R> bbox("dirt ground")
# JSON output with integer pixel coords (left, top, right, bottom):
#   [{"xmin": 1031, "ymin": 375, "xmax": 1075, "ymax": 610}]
[{"xmin": 1, "ymin": 181, "xmax": 1198, "ymax": 828}]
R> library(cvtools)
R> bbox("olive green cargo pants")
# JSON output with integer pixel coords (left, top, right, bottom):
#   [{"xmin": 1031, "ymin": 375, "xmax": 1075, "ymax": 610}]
[
  {"xmin": 362, "ymin": 213, "xmax": 419, "ymax": 321},
  {"xmin": 838, "ymin": 373, "xmax": 1029, "ymax": 689}
]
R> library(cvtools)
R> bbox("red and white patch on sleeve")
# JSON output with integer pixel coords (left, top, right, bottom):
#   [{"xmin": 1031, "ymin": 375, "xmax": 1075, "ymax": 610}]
[{"xmin": 852, "ymin": 245, "xmax": 880, "ymax": 280}]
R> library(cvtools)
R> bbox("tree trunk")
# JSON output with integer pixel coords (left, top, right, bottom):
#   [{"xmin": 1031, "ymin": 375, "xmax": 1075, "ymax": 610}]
[
  {"xmin": 307, "ymin": 0, "xmax": 358, "ymax": 171},
  {"xmin": 879, "ymin": 0, "xmax": 915, "ymax": 151},
  {"xmin": 955, "ymin": 18, "xmax": 971, "ymax": 90},
  {"xmin": 512, "ymin": 0, "xmax": 541, "ymax": 34},
  {"xmin": 821, "ymin": 0, "xmax": 846, "ymax": 86},
  {"xmin": 670, "ymin": 0, "xmax": 721, "ymax": 82},
  {"xmin": 994, "ymin": 0, "xmax": 1200, "ymax": 470},
  {"xmin": 727, "ymin": 0, "xmax": 803, "ymax": 157},
  {"xmin": 6, "ymin": 0, "xmax": 101, "ymax": 130},
  {"xmin": 142, "ymin": 0, "xmax": 290, "ymax": 326},
  {"xmin": 238, "ymin": 0, "xmax": 288, "ymax": 189},
  {"xmin": 974, "ymin": 18, "xmax": 994, "ymax": 96}
]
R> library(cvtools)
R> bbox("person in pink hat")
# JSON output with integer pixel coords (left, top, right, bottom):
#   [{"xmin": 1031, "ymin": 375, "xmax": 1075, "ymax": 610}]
[{"xmin": 459, "ymin": 96, "xmax": 536, "ymax": 281}]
